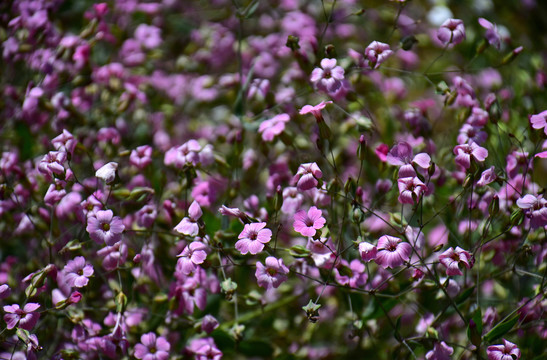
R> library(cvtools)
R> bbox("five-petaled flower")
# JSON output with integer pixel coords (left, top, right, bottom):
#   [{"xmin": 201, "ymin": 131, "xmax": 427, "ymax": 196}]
[
  {"xmin": 364, "ymin": 41, "xmax": 393, "ymax": 69},
  {"xmin": 437, "ymin": 18, "xmax": 466, "ymax": 46},
  {"xmin": 86, "ymin": 209, "xmax": 125, "ymax": 245},
  {"xmin": 438, "ymin": 246, "xmax": 474, "ymax": 276},
  {"xmin": 486, "ymin": 339, "xmax": 521, "ymax": 360},
  {"xmin": 293, "ymin": 206, "xmax": 326, "ymax": 237},
  {"xmin": 177, "ymin": 241, "xmax": 208, "ymax": 275},
  {"xmin": 63, "ymin": 256, "xmax": 94, "ymax": 288},
  {"xmin": 258, "ymin": 113, "xmax": 290, "ymax": 142},
  {"xmin": 235, "ymin": 222, "xmax": 272, "ymax": 255},
  {"xmin": 293, "ymin": 162, "xmax": 323, "ymax": 191},
  {"xmin": 375, "ymin": 235, "xmax": 411, "ymax": 269},
  {"xmin": 397, "ymin": 176, "xmax": 427, "ymax": 204},
  {"xmin": 310, "ymin": 58, "xmax": 345, "ymax": 93},
  {"xmin": 3, "ymin": 303, "xmax": 41, "ymax": 330},
  {"xmin": 516, "ymin": 194, "xmax": 547, "ymax": 229},
  {"xmin": 299, "ymin": 101, "xmax": 333, "ymax": 122},
  {"xmin": 134, "ymin": 332, "xmax": 171, "ymax": 360},
  {"xmin": 387, "ymin": 142, "xmax": 431, "ymax": 178},
  {"xmin": 255, "ymin": 256, "xmax": 290, "ymax": 289},
  {"xmin": 529, "ymin": 110, "xmax": 547, "ymax": 136},
  {"xmin": 453, "ymin": 142, "xmax": 488, "ymax": 169}
]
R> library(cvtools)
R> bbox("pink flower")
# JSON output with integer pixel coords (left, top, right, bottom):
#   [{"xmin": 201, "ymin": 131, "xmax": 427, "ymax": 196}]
[
  {"xmin": 38, "ymin": 151, "xmax": 66, "ymax": 178},
  {"xmin": 477, "ymin": 166, "xmax": 497, "ymax": 187},
  {"xmin": 375, "ymin": 235, "xmax": 411, "ymax": 269},
  {"xmin": 86, "ymin": 209, "xmax": 125, "ymax": 245},
  {"xmin": 293, "ymin": 206, "xmax": 326, "ymax": 237},
  {"xmin": 293, "ymin": 162, "xmax": 323, "ymax": 191},
  {"xmin": 187, "ymin": 338, "xmax": 222, "ymax": 360},
  {"xmin": 177, "ymin": 241, "xmax": 208, "ymax": 275},
  {"xmin": 52, "ymin": 129, "xmax": 77, "ymax": 155},
  {"xmin": 386, "ymin": 142, "xmax": 431, "ymax": 178},
  {"xmin": 134, "ymin": 24, "xmax": 162, "ymax": 50},
  {"xmin": 235, "ymin": 222, "xmax": 272, "ymax": 255},
  {"xmin": 130, "ymin": 145, "xmax": 153, "ymax": 169},
  {"xmin": 397, "ymin": 176, "xmax": 427, "ymax": 204},
  {"xmin": 299, "ymin": 101, "xmax": 333, "ymax": 122},
  {"xmin": 359, "ymin": 241, "xmax": 377, "ymax": 262},
  {"xmin": 478, "ymin": 18, "xmax": 502, "ymax": 50},
  {"xmin": 258, "ymin": 113, "xmax": 290, "ymax": 142},
  {"xmin": 453, "ymin": 142, "xmax": 488, "ymax": 169},
  {"xmin": 438, "ymin": 247, "xmax": 474, "ymax": 276},
  {"xmin": 3, "ymin": 303, "xmax": 40, "ymax": 330},
  {"xmin": 95, "ymin": 162, "xmax": 118, "ymax": 184},
  {"xmin": 530, "ymin": 110, "xmax": 547, "ymax": 136},
  {"xmin": 174, "ymin": 201, "xmax": 203, "ymax": 236},
  {"xmin": 134, "ymin": 332, "xmax": 170, "ymax": 360},
  {"xmin": 516, "ymin": 194, "xmax": 547, "ymax": 229},
  {"xmin": 63, "ymin": 256, "xmax": 94, "ymax": 288},
  {"xmin": 255, "ymin": 256, "xmax": 290, "ymax": 289},
  {"xmin": 458, "ymin": 124, "xmax": 487, "ymax": 145},
  {"xmin": 310, "ymin": 58, "xmax": 345, "ymax": 92},
  {"xmin": 437, "ymin": 19, "xmax": 466, "ymax": 46},
  {"xmin": 487, "ymin": 339, "xmax": 521, "ymax": 360},
  {"xmin": 364, "ymin": 41, "xmax": 393, "ymax": 69},
  {"xmin": 201, "ymin": 314, "xmax": 219, "ymax": 334},
  {"xmin": 426, "ymin": 341, "xmax": 454, "ymax": 360}
]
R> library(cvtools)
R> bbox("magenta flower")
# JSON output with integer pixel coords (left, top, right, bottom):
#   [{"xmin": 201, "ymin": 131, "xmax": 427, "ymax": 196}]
[
  {"xmin": 438, "ymin": 246, "xmax": 474, "ymax": 276},
  {"xmin": 397, "ymin": 176, "xmax": 427, "ymax": 204},
  {"xmin": 86, "ymin": 209, "xmax": 125, "ymax": 245},
  {"xmin": 174, "ymin": 201, "xmax": 203, "ymax": 236},
  {"xmin": 259, "ymin": 113, "xmax": 290, "ymax": 142},
  {"xmin": 375, "ymin": 235, "xmax": 411, "ymax": 269},
  {"xmin": 38, "ymin": 151, "xmax": 66, "ymax": 178},
  {"xmin": 530, "ymin": 110, "xmax": 547, "ymax": 136},
  {"xmin": 255, "ymin": 256, "xmax": 290, "ymax": 289},
  {"xmin": 134, "ymin": 24, "xmax": 162, "ymax": 50},
  {"xmin": 293, "ymin": 206, "xmax": 326, "ymax": 237},
  {"xmin": 235, "ymin": 222, "xmax": 272, "ymax": 255},
  {"xmin": 453, "ymin": 142, "xmax": 488, "ymax": 169},
  {"xmin": 134, "ymin": 332, "xmax": 170, "ymax": 360},
  {"xmin": 3, "ymin": 303, "xmax": 40, "ymax": 330},
  {"xmin": 293, "ymin": 162, "xmax": 323, "ymax": 191},
  {"xmin": 177, "ymin": 241, "xmax": 208, "ymax": 275},
  {"xmin": 359, "ymin": 241, "xmax": 377, "ymax": 262},
  {"xmin": 187, "ymin": 338, "xmax": 222, "ymax": 360},
  {"xmin": 310, "ymin": 58, "xmax": 345, "ymax": 92},
  {"xmin": 477, "ymin": 166, "xmax": 497, "ymax": 186},
  {"xmin": 457, "ymin": 124, "xmax": 488, "ymax": 145},
  {"xmin": 201, "ymin": 314, "xmax": 219, "ymax": 334},
  {"xmin": 386, "ymin": 142, "xmax": 431, "ymax": 178},
  {"xmin": 130, "ymin": 145, "xmax": 153, "ymax": 169},
  {"xmin": 516, "ymin": 194, "xmax": 547, "ymax": 229},
  {"xmin": 478, "ymin": 18, "xmax": 502, "ymax": 50},
  {"xmin": 52, "ymin": 129, "xmax": 77, "ymax": 155},
  {"xmin": 364, "ymin": 41, "xmax": 393, "ymax": 69},
  {"xmin": 426, "ymin": 341, "xmax": 454, "ymax": 360},
  {"xmin": 437, "ymin": 19, "xmax": 466, "ymax": 46},
  {"xmin": 63, "ymin": 256, "xmax": 94, "ymax": 288},
  {"xmin": 487, "ymin": 339, "xmax": 521, "ymax": 360}
]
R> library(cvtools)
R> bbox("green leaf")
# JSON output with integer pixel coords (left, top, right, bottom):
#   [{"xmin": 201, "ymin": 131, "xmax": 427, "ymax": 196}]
[
  {"xmin": 239, "ymin": 340, "xmax": 275, "ymax": 357},
  {"xmin": 467, "ymin": 307, "xmax": 483, "ymax": 347},
  {"xmin": 484, "ymin": 314, "xmax": 519, "ymax": 342},
  {"xmin": 455, "ymin": 286, "xmax": 475, "ymax": 305}
]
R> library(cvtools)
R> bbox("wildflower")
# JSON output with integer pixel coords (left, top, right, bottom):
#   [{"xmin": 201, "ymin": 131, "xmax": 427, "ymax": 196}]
[
  {"xmin": 95, "ymin": 162, "xmax": 118, "ymax": 184},
  {"xmin": 201, "ymin": 315, "xmax": 219, "ymax": 334},
  {"xmin": 187, "ymin": 338, "xmax": 222, "ymax": 360},
  {"xmin": 516, "ymin": 194, "xmax": 547, "ymax": 229},
  {"xmin": 486, "ymin": 339, "xmax": 521, "ymax": 360},
  {"xmin": 426, "ymin": 341, "xmax": 454, "ymax": 360},
  {"xmin": 310, "ymin": 58, "xmax": 345, "ymax": 92},
  {"xmin": 281, "ymin": 187, "xmax": 304, "ymax": 215},
  {"xmin": 453, "ymin": 142, "xmax": 488, "ymax": 169},
  {"xmin": 174, "ymin": 201, "xmax": 203, "ymax": 237},
  {"xmin": 235, "ymin": 222, "xmax": 272, "ymax": 255},
  {"xmin": 477, "ymin": 166, "xmax": 497, "ymax": 187},
  {"xmin": 86, "ymin": 209, "xmax": 125, "ymax": 245},
  {"xmin": 358, "ymin": 241, "xmax": 377, "ymax": 262},
  {"xmin": 438, "ymin": 247, "xmax": 474, "ymax": 276},
  {"xmin": 437, "ymin": 18, "xmax": 466, "ymax": 46},
  {"xmin": 44, "ymin": 179, "xmax": 67, "ymax": 206},
  {"xmin": 177, "ymin": 241, "xmax": 208, "ymax": 275},
  {"xmin": 478, "ymin": 18, "xmax": 502, "ymax": 50},
  {"xmin": 134, "ymin": 332, "xmax": 170, "ymax": 360},
  {"xmin": 293, "ymin": 162, "xmax": 323, "ymax": 191},
  {"xmin": 52, "ymin": 129, "xmax": 77, "ymax": 155},
  {"xmin": 457, "ymin": 124, "xmax": 487, "ymax": 145},
  {"xmin": 63, "ymin": 256, "xmax": 94, "ymax": 288},
  {"xmin": 38, "ymin": 151, "xmax": 66, "ymax": 178},
  {"xmin": 259, "ymin": 113, "xmax": 290, "ymax": 142},
  {"xmin": 375, "ymin": 235, "xmax": 412, "ymax": 269},
  {"xmin": 299, "ymin": 101, "xmax": 333, "ymax": 122},
  {"xmin": 134, "ymin": 24, "xmax": 162, "ymax": 50},
  {"xmin": 255, "ymin": 256, "xmax": 290, "ymax": 289},
  {"xmin": 530, "ymin": 110, "xmax": 547, "ymax": 136},
  {"xmin": 3, "ymin": 303, "xmax": 40, "ymax": 330},
  {"xmin": 397, "ymin": 176, "xmax": 427, "ymax": 204},
  {"xmin": 293, "ymin": 206, "xmax": 326, "ymax": 237},
  {"xmin": 364, "ymin": 41, "xmax": 393, "ymax": 69},
  {"xmin": 387, "ymin": 142, "xmax": 431, "ymax": 178},
  {"xmin": 130, "ymin": 145, "xmax": 153, "ymax": 169},
  {"xmin": 136, "ymin": 204, "xmax": 157, "ymax": 228}
]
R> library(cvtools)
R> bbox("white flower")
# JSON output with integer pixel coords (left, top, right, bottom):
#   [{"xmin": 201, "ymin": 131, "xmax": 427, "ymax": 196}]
[{"xmin": 95, "ymin": 162, "xmax": 118, "ymax": 184}]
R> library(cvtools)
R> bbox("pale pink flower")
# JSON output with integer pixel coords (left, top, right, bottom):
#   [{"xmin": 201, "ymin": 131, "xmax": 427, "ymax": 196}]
[
  {"xmin": 437, "ymin": 19, "xmax": 466, "ymax": 46},
  {"xmin": 364, "ymin": 41, "xmax": 393, "ymax": 69},
  {"xmin": 134, "ymin": 332, "xmax": 170, "ymax": 360},
  {"xmin": 258, "ymin": 113, "xmax": 290, "ymax": 142},
  {"xmin": 530, "ymin": 110, "xmax": 547, "ymax": 136},
  {"xmin": 438, "ymin": 246, "xmax": 474, "ymax": 276},
  {"xmin": 397, "ymin": 176, "xmax": 427, "ymax": 204},
  {"xmin": 487, "ymin": 339, "xmax": 521, "ymax": 360},
  {"xmin": 293, "ymin": 206, "xmax": 326, "ymax": 237},
  {"xmin": 174, "ymin": 201, "xmax": 203, "ymax": 236},
  {"xmin": 130, "ymin": 145, "xmax": 153, "ymax": 169},
  {"xmin": 63, "ymin": 256, "xmax": 94, "ymax": 288},
  {"xmin": 235, "ymin": 222, "xmax": 272, "ymax": 255},
  {"xmin": 95, "ymin": 162, "xmax": 118, "ymax": 184},
  {"xmin": 478, "ymin": 18, "xmax": 502, "ymax": 50},
  {"xmin": 299, "ymin": 101, "xmax": 333, "ymax": 122},
  {"xmin": 386, "ymin": 142, "xmax": 431, "ymax": 178},
  {"xmin": 86, "ymin": 209, "xmax": 125, "ymax": 245},
  {"xmin": 177, "ymin": 241, "xmax": 208, "ymax": 275},
  {"xmin": 293, "ymin": 162, "xmax": 323, "ymax": 191},
  {"xmin": 477, "ymin": 166, "xmax": 497, "ymax": 187},
  {"xmin": 516, "ymin": 194, "xmax": 547, "ymax": 229},
  {"xmin": 453, "ymin": 142, "xmax": 488, "ymax": 169},
  {"xmin": 255, "ymin": 256, "xmax": 289, "ymax": 289},
  {"xmin": 310, "ymin": 58, "xmax": 345, "ymax": 92},
  {"xmin": 358, "ymin": 241, "xmax": 377, "ymax": 262},
  {"xmin": 375, "ymin": 235, "xmax": 411, "ymax": 269},
  {"xmin": 52, "ymin": 129, "xmax": 77, "ymax": 155},
  {"xmin": 3, "ymin": 303, "xmax": 40, "ymax": 330}
]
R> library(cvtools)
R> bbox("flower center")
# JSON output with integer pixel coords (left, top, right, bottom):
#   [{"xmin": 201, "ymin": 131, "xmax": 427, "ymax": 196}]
[
  {"xmin": 102, "ymin": 223, "xmax": 110, "ymax": 231},
  {"xmin": 249, "ymin": 231, "xmax": 257, "ymax": 240},
  {"xmin": 267, "ymin": 268, "xmax": 277, "ymax": 276}
]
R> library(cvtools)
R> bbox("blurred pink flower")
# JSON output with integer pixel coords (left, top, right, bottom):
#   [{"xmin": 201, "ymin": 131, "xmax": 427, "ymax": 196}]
[
  {"xmin": 259, "ymin": 113, "xmax": 290, "ymax": 142},
  {"xmin": 134, "ymin": 332, "xmax": 170, "ymax": 360},
  {"xmin": 255, "ymin": 256, "xmax": 289, "ymax": 289},
  {"xmin": 3, "ymin": 303, "xmax": 40, "ymax": 330},
  {"xmin": 437, "ymin": 19, "xmax": 466, "ymax": 46},
  {"xmin": 364, "ymin": 41, "xmax": 393, "ymax": 69}
]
